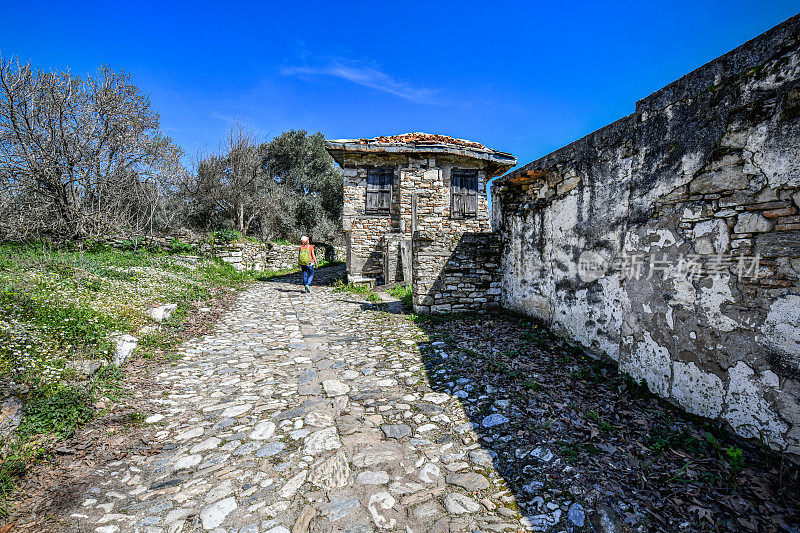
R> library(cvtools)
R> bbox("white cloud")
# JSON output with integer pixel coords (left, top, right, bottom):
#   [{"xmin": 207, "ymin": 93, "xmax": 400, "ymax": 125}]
[{"xmin": 281, "ymin": 60, "xmax": 441, "ymax": 104}]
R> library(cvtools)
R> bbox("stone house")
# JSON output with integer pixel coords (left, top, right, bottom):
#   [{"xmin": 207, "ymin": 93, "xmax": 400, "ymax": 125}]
[{"xmin": 325, "ymin": 133, "xmax": 516, "ymax": 286}]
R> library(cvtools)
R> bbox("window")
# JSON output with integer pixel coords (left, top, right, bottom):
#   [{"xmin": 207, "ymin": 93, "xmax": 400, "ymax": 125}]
[
  {"xmin": 366, "ymin": 167, "xmax": 393, "ymax": 214},
  {"xmin": 451, "ymin": 168, "xmax": 478, "ymax": 218}
]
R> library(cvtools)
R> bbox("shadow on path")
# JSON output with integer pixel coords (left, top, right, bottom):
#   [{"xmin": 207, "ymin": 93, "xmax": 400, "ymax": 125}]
[
  {"xmin": 260, "ymin": 263, "xmax": 346, "ymax": 287},
  {"xmin": 409, "ymin": 311, "xmax": 800, "ymax": 532}
]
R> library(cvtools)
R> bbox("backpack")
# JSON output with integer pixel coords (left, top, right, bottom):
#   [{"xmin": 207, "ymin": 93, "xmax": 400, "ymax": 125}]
[{"xmin": 298, "ymin": 246, "xmax": 312, "ymax": 266}]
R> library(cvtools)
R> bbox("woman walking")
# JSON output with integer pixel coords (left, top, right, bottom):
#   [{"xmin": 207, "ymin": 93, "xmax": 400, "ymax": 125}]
[{"xmin": 298, "ymin": 236, "xmax": 318, "ymax": 293}]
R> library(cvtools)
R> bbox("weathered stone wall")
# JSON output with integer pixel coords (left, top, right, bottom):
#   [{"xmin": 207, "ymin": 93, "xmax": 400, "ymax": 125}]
[
  {"xmin": 341, "ymin": 153, "xmax": 491, "ymax": 282},
  {"xmin": 412, "ymin": 231, "xmax": 502, "ymax": 313},
  {"xmin": 214, "ymin": 241, "xmax": 344, "ymax": 272},
  {"xmin": 342, "ymin": 153, "xmax": 404, "ymax": 280},
  {"xmin": 492, "ymin": 15, "xmax": 800, "ymax": 455}
]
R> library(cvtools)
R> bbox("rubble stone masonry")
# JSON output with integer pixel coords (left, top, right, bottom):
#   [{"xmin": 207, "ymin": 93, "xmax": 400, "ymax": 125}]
[
  {"xmin": 411, "ymin": 231, "xmax": 502, "ymax": 313},
  {"xmin": 341, "ymin": 152, "xmax": 491, "ymax": 282},
  {"xmin": 492, "ymin": 15, "xmax": 800, "ymax": 456},
  {"xmin": 214, "ymin": 241, "xmax": 345, "ymax": 272}
]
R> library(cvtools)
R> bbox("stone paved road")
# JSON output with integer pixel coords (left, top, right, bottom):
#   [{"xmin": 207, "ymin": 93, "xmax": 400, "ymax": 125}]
[{"xmin": 68, "ymin": 278, "xmax": 532, "ymax": 533}]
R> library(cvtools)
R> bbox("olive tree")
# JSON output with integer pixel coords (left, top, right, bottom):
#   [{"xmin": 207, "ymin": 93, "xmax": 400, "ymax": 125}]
[{"xmin": 187, "ymin": 128, "xmax": 343, "ymax": 244}]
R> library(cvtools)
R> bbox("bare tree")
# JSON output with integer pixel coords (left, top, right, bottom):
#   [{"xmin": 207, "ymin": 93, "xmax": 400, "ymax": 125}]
[
  {"xmin": 226, "ymin": 122, "xmax": 265, "ymax": 234},
  {"xmin": 187, "ymin": 121, "xmax": 272, "ymax": 235},
  {"xmin": 0, "ymin": 56, "xmax": 184, "ymax": 239}
]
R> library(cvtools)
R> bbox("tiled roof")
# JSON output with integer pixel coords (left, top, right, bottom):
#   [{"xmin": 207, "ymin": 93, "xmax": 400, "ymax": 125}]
[{"xmin": 366, "ymin": 132, "xmax": 487, "ymax": 150}]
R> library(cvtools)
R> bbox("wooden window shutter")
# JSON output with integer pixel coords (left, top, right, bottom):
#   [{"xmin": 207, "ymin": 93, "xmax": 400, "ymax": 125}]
[
  {"xmin": 366, "ymin": 167, "xmax": 393, "ymax": 214},
  {"xmin": 451, "ymin": 169, "xmax": 478, "ymax": 218}
]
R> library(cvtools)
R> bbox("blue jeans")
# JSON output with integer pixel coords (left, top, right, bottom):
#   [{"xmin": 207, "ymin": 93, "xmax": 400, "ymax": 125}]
[{"xmin": 301, "ymin": 265, "xmax": 314, "ymax": 286}]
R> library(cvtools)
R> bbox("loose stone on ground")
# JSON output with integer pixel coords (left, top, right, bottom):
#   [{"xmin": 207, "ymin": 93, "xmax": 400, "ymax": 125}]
[{"xmin": 62, "ymin": 277, "xmax": 547, "ymax": 531}]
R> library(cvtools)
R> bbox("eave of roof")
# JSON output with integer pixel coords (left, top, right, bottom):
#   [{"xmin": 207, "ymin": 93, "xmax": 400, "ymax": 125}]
[{"xmin": 325, "ymin": 133, "xmax": 517, "ymax": 174}]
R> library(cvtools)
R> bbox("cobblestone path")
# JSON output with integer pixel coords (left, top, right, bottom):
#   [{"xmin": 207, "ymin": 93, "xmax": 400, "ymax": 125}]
[{"xmin": 69, "ymin": 279, "xmax": 532, "ymax": 533}]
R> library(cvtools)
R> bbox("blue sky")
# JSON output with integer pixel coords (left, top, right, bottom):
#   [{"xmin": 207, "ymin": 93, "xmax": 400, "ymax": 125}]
[{"xmin": 1, "ymin": 1, "xmax": 797, "ymax": 171}]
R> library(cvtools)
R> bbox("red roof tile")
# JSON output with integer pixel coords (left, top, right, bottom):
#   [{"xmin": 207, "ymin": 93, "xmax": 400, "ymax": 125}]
[{"xmin": 362, "ymin": 132, "xmax": 487, "ymax": 150}]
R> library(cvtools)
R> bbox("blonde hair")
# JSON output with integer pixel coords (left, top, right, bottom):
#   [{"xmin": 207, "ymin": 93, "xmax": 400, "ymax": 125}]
[{"xmin": 301, "ymin": 236, "xmax": 309, "ymax": 244}]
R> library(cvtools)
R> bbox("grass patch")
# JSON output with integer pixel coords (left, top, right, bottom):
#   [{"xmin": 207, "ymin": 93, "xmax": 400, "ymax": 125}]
[
  {"xmin": 332, "ymin": 280, "xmax": 381, "ymax": 302},
  {"xmin": 17, "ymin": 385, "xmax": 93, "ymax": 440},
  {"xmin": 387, "ymin": 284, "xmax": 412, "ymax": 310},
  {"xmin": 254, "ymin": 266, "xmax": 300, "ymax": 281}
]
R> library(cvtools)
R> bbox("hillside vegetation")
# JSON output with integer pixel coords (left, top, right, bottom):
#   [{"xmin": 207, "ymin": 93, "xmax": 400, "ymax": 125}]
[{"xmin": 0, "ymin": 243, "xmax": 265, "ymax": 514}]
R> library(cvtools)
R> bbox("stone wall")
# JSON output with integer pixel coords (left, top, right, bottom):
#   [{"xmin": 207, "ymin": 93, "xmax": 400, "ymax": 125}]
[
  {"xmin": 492, "ymin": 14, "xmax": 800, "ymax": 456},
  {"xmin": 341, "ymin": 152, "xmax": 491, "ymax": 282},
  {"xmin": 214, "ymin": 241, "xmax": 345, "ymax": 272},
  {"xmin": 342, "ymin": 153, "xmax": 404, "ymax": 280},
  {"xmin": 412, "ymin": 231, "xmax": 502, "ymax": 313}
]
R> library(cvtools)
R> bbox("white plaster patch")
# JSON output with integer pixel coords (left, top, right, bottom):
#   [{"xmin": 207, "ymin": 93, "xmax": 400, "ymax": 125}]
[
  {"xmin": 621, "ymin": 331, "xmax": 672, "ymax": 397},
  {"xmin": 647, "ymin": 228, "xmax": 677, "ymax": 250},
  {"xmin": 680, "ymin": 151, "xmax": 705, "ymax": 180},
  {"xmin": 724, "ymin": 362, "xmax": 788, "ymax": 446},
  {"xmin": 623, "ymin": 232, "xmax": 641, "ymax": 253},
  {"xmin": 760, "ymin": 295, "xmax": 800, "ymax": 368},
  {"xmin": 698, "ymin": 276, "xmax": 738, "ymax": 332},
  {"xmin": 734, "ymin": 212, "xmax": 773, "ymax": 234},
  {"xmin": 671, "ymin": 362, "xmax": 724, "ymax": 417},
  {"xmin": 550, "ymin": 194, "xmax": 580, "ymax": 278},
  {"xmin": 694, "ymin": 219, "xmax": 730, "ymax": 253},
  {"xmin": 598, "ymin": 273, "xmax": 624, "ymax": 361},
  {"xmin": 693, "ymin": 220, "xmax": 715, "ymax": 238},
  {"xmin": 663, "ymin": 263, "xmax": 696, "ymax": 309},
  {"xmin": 681, "ymin": 205, "xmax": 705, "ymax": 223},
  {"xmin": 746, "ymin": 126, "xmax": 800, "ymax": 188},
  {"xmin": 553, "ymin": 278, "xmax": 622, "ymax": 361}
]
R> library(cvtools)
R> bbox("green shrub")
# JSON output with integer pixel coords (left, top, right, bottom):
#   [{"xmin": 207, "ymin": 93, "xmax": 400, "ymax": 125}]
[
  {"xmin": 118, "ymin": 236, "xmax": 145, "ymax": 251},
  {"xmin": 168, "ymin": 238, "xmax": 195, "ymax": 254},
  {"xmin": 726, "ymin": 446, "xmax": 744, "ymax": 473},
  {"xmin": 212, "ymin": 229, "xmax": 241, "ymax": 243}
]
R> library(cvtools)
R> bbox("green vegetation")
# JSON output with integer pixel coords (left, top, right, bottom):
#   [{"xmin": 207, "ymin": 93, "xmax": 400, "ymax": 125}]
[
  {"xmin": 251, "ymin": 257, "xmax": 341, "ymax": 282},
  {"xmin": 210, "ymin": 229, "xmax": 241, "ymax": 244},
  {"xmin": 726, "ymin": 445, "xmax": 744, "ymax": 473},
  {"xmin": 253, "ymin": 267, "xmax": 300, "ymax": 281},
  {"xmin": 0, "ymin": 242, "xmax": 257, "ymax": 516},
  {"xmin": 332, "ymin": 280, "xmax": 382, "ymax": 302},
  {"xmin": 17, "ymin": 385, "xmax": 93, "ymax": 439},
  {"xmin": 190, "ymin": 128, "xmax": 343, "ymax": 242},
  {"xmin": 387, "ymin": 284, "xmax": 412, "ymax": 310}
]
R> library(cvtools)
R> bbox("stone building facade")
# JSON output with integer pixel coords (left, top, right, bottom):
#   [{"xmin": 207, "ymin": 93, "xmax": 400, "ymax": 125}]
[
  {"xmin": 492, "ymin": 14, "xmax": 800, "ymax": 456},
  {"xmin": 325, "ymin": 134, "xmax": 515, "ymax": 306}
]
